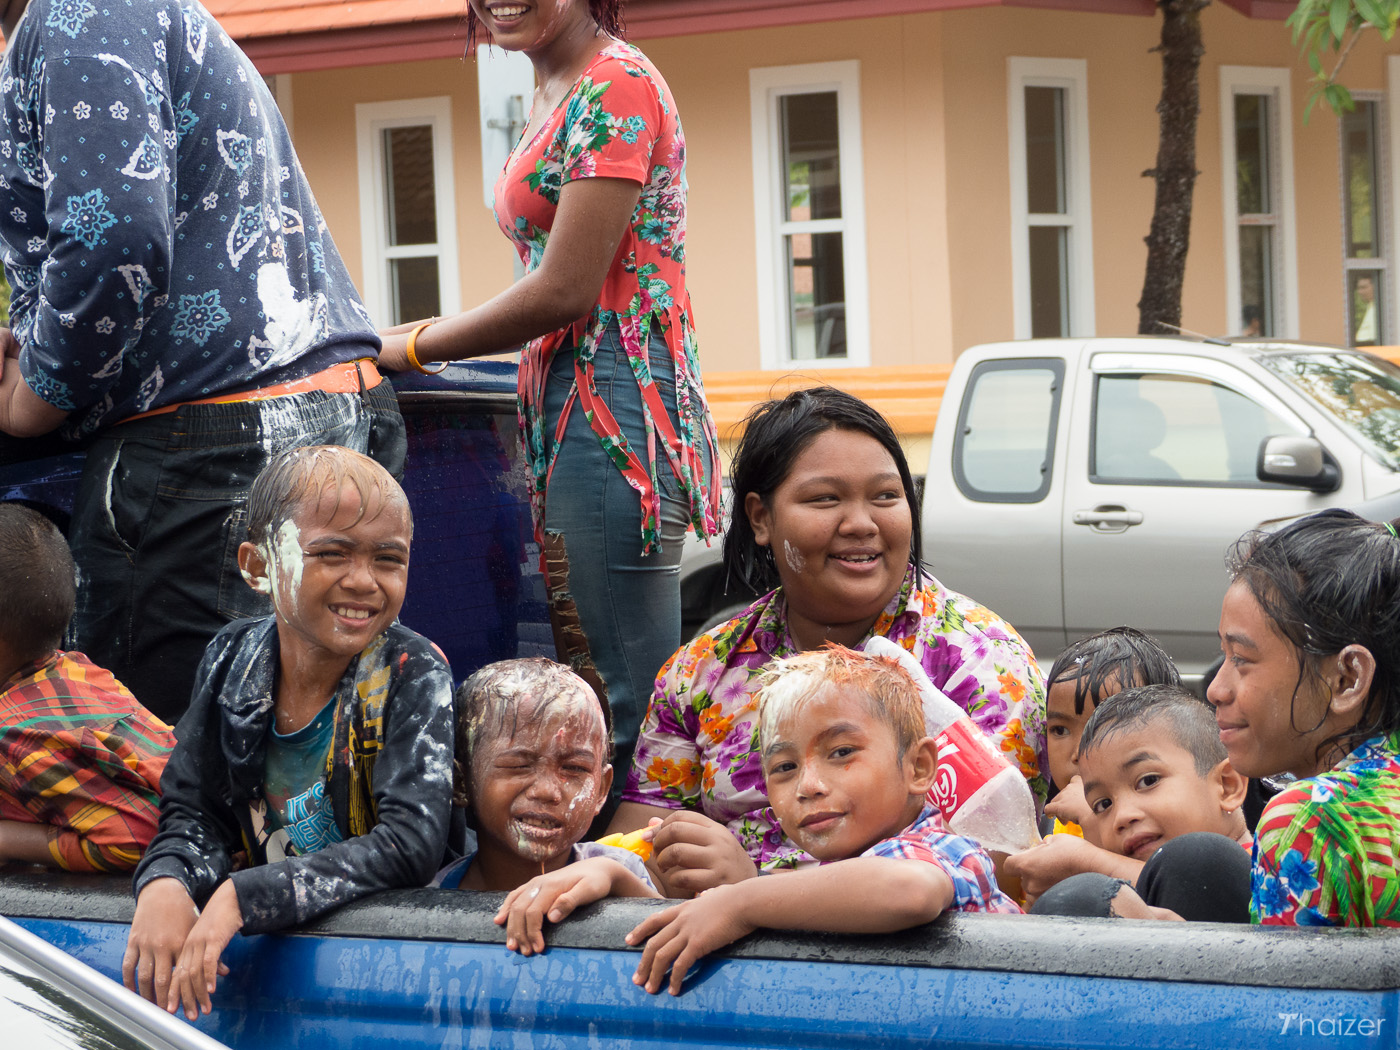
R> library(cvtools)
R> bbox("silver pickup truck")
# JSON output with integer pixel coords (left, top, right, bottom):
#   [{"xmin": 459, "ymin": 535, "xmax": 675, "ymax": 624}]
[{"xmin": 921, "ymin": 337, "xmax": 1400, "ymax": 684}]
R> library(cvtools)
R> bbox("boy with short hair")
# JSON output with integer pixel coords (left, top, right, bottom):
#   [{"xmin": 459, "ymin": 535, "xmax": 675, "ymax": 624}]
[
  {"xmin": 500, "ymin": 645, "xmax": 1017, "ymax": 993},
  {"xmin": 0, "ymin": 503, "xmax": 174, "ymax": 872},
  {"xmin": 1025, "ymin": 684, "xmax": 1253, "ymax": 922},
  {"xmin": 124, "ymin": 446, "xmax": 457, "ymax": 1020}
]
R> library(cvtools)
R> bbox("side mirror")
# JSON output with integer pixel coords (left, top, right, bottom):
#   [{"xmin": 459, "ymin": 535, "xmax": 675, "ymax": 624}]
[{"xmin": 1256, "ymin": 435, "xmax": 1340, "ymax": 492}]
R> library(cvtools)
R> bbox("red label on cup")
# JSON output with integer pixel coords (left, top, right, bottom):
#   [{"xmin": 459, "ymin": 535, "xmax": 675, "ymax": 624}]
[{"xmin": 930, "ymin": 719, "xmax": 1012, "ymax": 818}]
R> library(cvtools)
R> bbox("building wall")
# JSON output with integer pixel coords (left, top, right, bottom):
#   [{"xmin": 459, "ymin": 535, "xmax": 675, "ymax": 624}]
[{"xmin": 281, "ymin": 8, "xmax": 1400, "ymax": 383}]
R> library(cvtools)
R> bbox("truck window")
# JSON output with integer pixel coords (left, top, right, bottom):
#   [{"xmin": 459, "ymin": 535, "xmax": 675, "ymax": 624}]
[
  {"xmin": 1261, "ymin": 351, "xmax": 1400, "ymax": 471},
  {"xmin": 1092, "ymin": 373, "xmax": 1299, "ymax": 485},
  {"xmin": 952, "ymin": 359, "xmax": 1063, "ymax": 503}
]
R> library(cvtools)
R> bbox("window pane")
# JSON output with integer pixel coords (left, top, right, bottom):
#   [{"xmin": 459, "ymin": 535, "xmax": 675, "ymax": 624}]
[
  {"xmin": 1343, "ymin": 101, "xmax": 1380, "ymax": 259},
  {"xmin": 1029, "ymin": 225, "xmax": 1069, "ymax": 338},
  {"xmin": 1025, "ymin": 86, "xmax": 1066, "ymax": 215},
  {"xmin": 1095, "ymin": 373, "xmax": 1297, "ymax": 484},
  {"xmin": 1264, "ymin": 351, "xmax": 1400, "ymax": 469},
  {"xmin": 385, "ymin": 125, "xmax": 437, "ymax": 246},
  {"xmin": 781, "ymin": 91, "xmax": 840, "ymax": 222},
  {"xmin": 786, "ymin": 231, "xmax": 846, "ymax": 360},
  {"xmin": 960, "ymin": 367, "xmax": 1057, "ymax": 495},
  {"xmin": 1234, "ymin": 94, "xmax": 1271, "ymax": 216},
  {"xmin": 1239, "ymin": 225, "xmax": 1273, "ymax": 337},
  {"xmin": 1351, "ymin": 270, "xmax": 1382, "ymax": 346},
  {"xmin": 390, "ymin": 256, "xmax": 440, "ymax": 327}
]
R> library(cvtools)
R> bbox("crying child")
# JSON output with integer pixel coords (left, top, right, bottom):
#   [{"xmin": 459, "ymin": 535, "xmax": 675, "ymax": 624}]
[{"xmin": 432, "ymin": 658, "xmax": 653, "ymax": 894}]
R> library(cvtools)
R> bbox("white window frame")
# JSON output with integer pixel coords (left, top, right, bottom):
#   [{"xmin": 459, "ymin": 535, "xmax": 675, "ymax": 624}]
[
  {"xmin": 1008, "ymin": 57, "xmax": 1095, "ymax": 341},
  {"xmin": 1338, "ymin": 90, "xmax": 1390, "ymax": 346},
  {"xmin": 355, "ymin": 97, "xmax": 462, "ymax": 327},
  {"xmin": 1219, "ymin": 66, "xmax": 1299, "ymax": 340},
  {"xmin": 1384, "ymin": 55, "xmax": 1400, "ymax": 328},
  {"xmin": 749, "ymin": 61, "xmax": 870, "ymax": 369}
]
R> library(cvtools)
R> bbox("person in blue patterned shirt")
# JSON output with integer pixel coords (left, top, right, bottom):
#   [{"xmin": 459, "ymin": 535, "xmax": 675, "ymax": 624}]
[{"xmin": 0, "ymin": 0, "xmax": 403, "ymax": 722}]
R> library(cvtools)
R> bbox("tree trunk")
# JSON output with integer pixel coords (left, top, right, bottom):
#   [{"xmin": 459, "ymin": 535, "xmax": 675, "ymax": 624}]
[{"xmin": 1137, "ymin": 0, "xmax": 1207, "ymax": 336}]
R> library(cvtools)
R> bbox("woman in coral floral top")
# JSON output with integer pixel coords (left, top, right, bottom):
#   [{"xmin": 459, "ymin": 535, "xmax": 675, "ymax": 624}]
[
  {"xmin": 379, "ymin": 0, "xmax": 720, "ymax": 792},
  {"xmin": 609, "ymin": 388, "xmax": 1047, "ymax": 896}
]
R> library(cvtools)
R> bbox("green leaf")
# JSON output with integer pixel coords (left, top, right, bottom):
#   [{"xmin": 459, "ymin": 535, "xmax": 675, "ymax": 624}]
[
  {"xmin": 1355, "ymin": 0, "xmax": 1389, "ymax": 27},
  {"xmin": 1324, "ymin": 81, "xmax": 1356, "ymax": 113},
  {"xmin": 1308, "ymin": 49, "xmax": 1324, "ymax": 74},
  {"xmin": 1330, "ymin": 0, "xmax": 1354, "ymax": 41}
]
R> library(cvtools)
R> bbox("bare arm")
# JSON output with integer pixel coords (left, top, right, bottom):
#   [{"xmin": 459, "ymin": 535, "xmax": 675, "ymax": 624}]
[
  {"xmin": 0, "ymin": 820, "xmax": 59, "ymax": 866},
  {"xmin": 1004, "ymin": 836, "xmax": 1144, "ymax": 908},
  {"xmin": 379, "ymin": 176, "xmax": 641, "ymax": 370},
  {"xmin": 628, "ymin": 858, "xmax": 956, "ymax": 995},
  {"xmin": 495, "ymin": 857, "xmax": 662, "ymax": 956},
  {"xmin": 0, "ymin": 331, "xmax": 69, "ymax": 437}
]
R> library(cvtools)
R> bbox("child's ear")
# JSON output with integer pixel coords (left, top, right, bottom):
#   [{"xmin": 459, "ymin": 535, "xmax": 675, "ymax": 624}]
[
  {"xmin": 1212, "ymin": 758, "xmax": 1249, "ymax": 813},
  {"xmin": 237, "ymin": 541, "xmax": 272, "ymax": 595},
  {"xmin": 1327, "ymin": 644, "xmax": 1376, "ymax": 724},
  {"xmin": 905, "ymin": 736, "xmax": 939, "ymax": 795},
  {"xmin": 744, "ymin": 492, "xmax": 772, "ymax": 547},
  {"xmin": 594, "ymin": 763, "xmax": 615, "ymax": 815}
]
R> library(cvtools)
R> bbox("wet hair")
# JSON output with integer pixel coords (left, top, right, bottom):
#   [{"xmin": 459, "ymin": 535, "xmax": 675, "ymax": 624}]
[
  {"xmin": 1046, "ymin": 626, "xmax": 1181, "ymax": 716},
  {"xmin": 245, "ymin": 446, "xmax": 411, "ymax": 547},
  {"xmin": 1077, "ymin": 684, "xmax": 1226, "ymax": 777},
  {"xmin": 0, "ymin": 503, "xmax": 76, "ymax": 663},
  {"xmin": 466, "ymin": 0, "xmax": 626, "ymax": 50},
  {"xmin": 757, "ymin": 645, "xmax": 926, "ymax": 762},
  {"xmin": 724, "ymin": 387, "xmax": 922, "ymax": 595},
  {"xmin": 1227, "ymin": 508, "xmax": 1400, "ymax": 759},
  {"xmin": 451, "ymin": 657, "xmax": 610, "ymax": 809}
]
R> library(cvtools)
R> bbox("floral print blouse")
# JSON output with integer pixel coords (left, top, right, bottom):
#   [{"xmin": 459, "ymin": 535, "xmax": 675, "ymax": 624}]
[
  {"xmin": 1251, "ymin": 732, "xmax": 1400, "ymax": 926},
  {"xmin": 495, "ymin": 41, "xmax": 720, "ymax": 553},
  {"xmin": 622, "ymin": 566, "xmax": 1048, "ymax": 869}
]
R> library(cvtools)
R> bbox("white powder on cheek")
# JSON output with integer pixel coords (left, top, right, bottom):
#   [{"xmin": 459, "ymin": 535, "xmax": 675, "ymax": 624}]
[
  {"xmin": 783, "ymin": 539, "xmax": 806, "ymax": 574},
  {"xmin": 266, "ymin": 518, "xmax": 304, "ymax": 616}
]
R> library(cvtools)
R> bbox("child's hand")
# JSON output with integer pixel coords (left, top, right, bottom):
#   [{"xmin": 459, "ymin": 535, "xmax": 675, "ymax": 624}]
[
  {"xmin": 1004, "ymin": 834, "xmax": 1099, "ymax": 908},
  {"xmin": 649, "ymin": 812, "xmax": 757, "ymax": 898},
  {"xmin": 625, "ymin": 885, "xmax": 755, "ymax": 996},
  {"xmin": 1045, "ymin": 776, "xmax": 1093, "ymax": 831},
  {"xmin": 123, "ymin": 878, "xmax": 200, "ymax": 1008},
  {"xmin": 494, "ymin": 859, "xmax": 619, "ymax": 956},
  {"xmin": 168, "ymin": 880, "xmax": 242, "ymax": 1020}
]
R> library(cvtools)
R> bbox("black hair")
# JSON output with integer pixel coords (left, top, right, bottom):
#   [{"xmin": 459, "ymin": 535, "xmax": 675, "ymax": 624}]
[
  {"xmin": 466, "ymin": 0, "xmax": 626, "ymax": 50},
  {"xmin": 1078, "ymin": 684, "xmax": 1226, "ymax": 777},
  {"xmin": 722, "ymin": 386, "xmax": 923, "ymax": 595},
  {"xmin": 0, "ymin": 503, "xmax": 76, "ymax": 664},
  {"xmin": 1227, "ymin": 508, "xmax": 1400, "ymax": 761},
  {"xmin": 245, "ymin": 445, "xmax": 411, "ymax": 547},
  {"xmin": 1046, "ymin": 626, "xmax": 1181, "ymax": 716}
]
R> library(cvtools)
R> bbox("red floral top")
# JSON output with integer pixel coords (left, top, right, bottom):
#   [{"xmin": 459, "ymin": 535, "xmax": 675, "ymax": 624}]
[{"xmin": 495, "ymin": 41, "xmax": 720, "ymax": 553}]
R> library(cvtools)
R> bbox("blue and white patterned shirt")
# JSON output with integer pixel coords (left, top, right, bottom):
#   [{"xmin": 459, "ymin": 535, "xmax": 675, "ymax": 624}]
[
  {"xmin": 0, "ymin": 0, "xmax": 379, "ymax": 435},
  {"xmin": 860, "ymin": 802, "xmax": 1023, "ymax": 914}
]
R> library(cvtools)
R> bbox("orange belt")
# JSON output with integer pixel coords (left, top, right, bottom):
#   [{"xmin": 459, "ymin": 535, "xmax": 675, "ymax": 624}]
[{"xmin": 123, "ymin": 358, "xmax": 382, "ymax": 424}]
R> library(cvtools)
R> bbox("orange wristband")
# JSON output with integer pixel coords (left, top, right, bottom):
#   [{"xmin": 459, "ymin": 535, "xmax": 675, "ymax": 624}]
[{"xmin": 405, "ymin": 321, "xmax": 447, "ymax": 375}]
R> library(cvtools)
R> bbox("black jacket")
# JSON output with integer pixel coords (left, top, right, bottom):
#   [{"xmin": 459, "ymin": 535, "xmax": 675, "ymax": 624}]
[{"xmin": 133, "ymin": 616, "xmax": 458, "ymax": 935}]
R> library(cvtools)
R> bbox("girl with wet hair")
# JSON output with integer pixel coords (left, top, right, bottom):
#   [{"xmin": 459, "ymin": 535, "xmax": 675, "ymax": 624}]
[
  {"xmin": 1209, "ymin": 508, "xmax": 1400, "ymax": 926},
  {"xmin": 609, "ymin": 387, "xmax": 1045, "ymax": 899}
]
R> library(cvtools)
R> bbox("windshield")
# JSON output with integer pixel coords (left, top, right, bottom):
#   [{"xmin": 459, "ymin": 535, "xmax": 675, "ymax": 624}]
[{"xmin": 1260, "ymin": 351, "xmax": 1400, "ymax": 471}]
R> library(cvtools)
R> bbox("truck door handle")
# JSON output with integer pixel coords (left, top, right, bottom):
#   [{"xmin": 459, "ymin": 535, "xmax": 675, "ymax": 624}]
[{"xmin": 1072, "ymin": 507, "xmax": 1144, "ymax": 529}]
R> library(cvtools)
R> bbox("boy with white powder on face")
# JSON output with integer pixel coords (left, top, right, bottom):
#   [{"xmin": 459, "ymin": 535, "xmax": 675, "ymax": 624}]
[{"xmin": 124, "ymin": 446, "xmax": 457, "ymax": 1022}]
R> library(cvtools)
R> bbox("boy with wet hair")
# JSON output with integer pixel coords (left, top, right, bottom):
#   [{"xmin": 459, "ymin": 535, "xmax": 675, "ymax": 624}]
[
  {"xmin": 499, "ymin": 645, "xmax": 1018, "ymax": 991},
  {"xmin": 1027, "ymin": 684, "xmax": 1252, "ymax": 922},
  {"xmin": 0, "ymin": 503, "xmax": 174, "ymax": 872},
  {"xmin": 125, "ymin": 446, "xmax": 457, "ymax": 1020}
]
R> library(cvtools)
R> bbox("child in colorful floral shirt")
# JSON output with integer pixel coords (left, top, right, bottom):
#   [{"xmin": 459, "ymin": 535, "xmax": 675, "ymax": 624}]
[{"xmin": 1209, "ymin": 510, "xmax": 1400, "ymax": 926}]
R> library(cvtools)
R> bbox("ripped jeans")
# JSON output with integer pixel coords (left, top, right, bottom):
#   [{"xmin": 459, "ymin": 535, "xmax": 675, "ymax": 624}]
[
  {"xmin": 540, "ymin": 327, "xmax": 710, "ymax": 807},
  {"xmin": 68, "ymin": 380, "xmax": 405, "ymax": 724}
]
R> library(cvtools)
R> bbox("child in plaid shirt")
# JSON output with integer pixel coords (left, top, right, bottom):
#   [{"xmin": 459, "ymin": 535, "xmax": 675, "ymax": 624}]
[
  {"xmin": 498, "ymin": 645, "xmax": 1016, "ymax": 991},
  {"xmin": 0, "ymin": 504, "xmax": 174, "ymax": 873}
]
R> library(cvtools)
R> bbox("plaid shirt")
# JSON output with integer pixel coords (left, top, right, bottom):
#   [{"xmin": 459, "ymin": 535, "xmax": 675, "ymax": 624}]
[
  {"xmin": 862, "ymin": 802, "xmax": 1023, "ymax": 914},
  {"xmin": 0, "ymin": 651, "xmax": 174, "ymax": 872}
]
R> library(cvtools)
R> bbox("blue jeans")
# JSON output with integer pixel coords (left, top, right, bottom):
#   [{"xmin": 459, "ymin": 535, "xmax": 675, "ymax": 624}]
[
  {"xmin": 541, "ymin": 326, "xmax": 709, "ymax": 802},
  {"xmin": 69, "ymin": 378, "xmax": 405, "ymax": 724}
]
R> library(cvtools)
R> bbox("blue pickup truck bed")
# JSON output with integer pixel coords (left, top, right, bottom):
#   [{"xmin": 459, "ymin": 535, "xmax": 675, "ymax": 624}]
[{"xmin": 2, "ymin": 873, "xmax": 1397, "ymax": 1050}]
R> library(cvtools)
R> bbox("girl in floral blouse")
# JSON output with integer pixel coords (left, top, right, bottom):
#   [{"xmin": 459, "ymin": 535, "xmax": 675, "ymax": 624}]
[
  {"xmin": 378, "ymin": 0, "xmax": 720, "ymax": 801},
  {"xmin": 608, "ymin": 388, "xmax": 1047, "ymax": 897},
  {"xmin": 1209, "ymin": 509, "xmax": 1400, "ymax": 926}
]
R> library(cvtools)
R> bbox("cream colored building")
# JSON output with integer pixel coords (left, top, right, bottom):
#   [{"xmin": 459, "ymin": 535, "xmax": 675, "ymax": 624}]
[{"xmin": 211, "ymin": 0, "xmax": 1400, "ymax": 455}]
